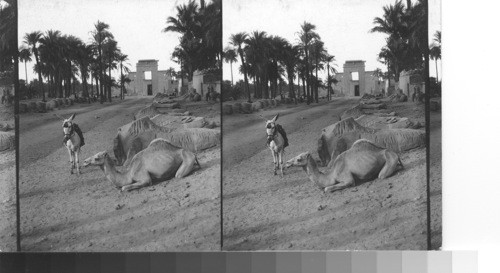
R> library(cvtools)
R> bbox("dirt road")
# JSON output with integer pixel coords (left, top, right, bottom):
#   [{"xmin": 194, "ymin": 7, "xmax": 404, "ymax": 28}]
[
  {"xmin": 19, "ymin": 97, "xmax": 220, "ymax": 251},
  {"xmin": 430, "ymin": 111, "xmax": 442, "ymax": 249},
  {"xmin": 223, "ymin": 98, "xmax": 427, "ymax": 250},
  {"xmin": 0, "ymin": 102, "xmax": 15, "ymax": 252}
]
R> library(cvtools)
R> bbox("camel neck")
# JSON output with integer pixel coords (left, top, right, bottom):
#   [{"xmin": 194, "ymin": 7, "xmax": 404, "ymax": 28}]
[
  {"xmin": 304, "ymin": 156, "xmax": 327, "ymax": 189},
  {"xmin": 102, "ymin": 157, "xmax": 129, "ymax": 187}
]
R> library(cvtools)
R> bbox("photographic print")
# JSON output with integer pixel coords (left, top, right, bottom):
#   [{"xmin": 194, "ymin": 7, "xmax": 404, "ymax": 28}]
[
  {"xmin": 0, "ymin": 0, "xmax": 17, "ymax": 252},
  {"xmin": 18, "ymin": 0, "xmax": 221, "ymax": 251},
  {"xmin": 222, "ymin": 0, "xmax": 430, "ymax": 250}
]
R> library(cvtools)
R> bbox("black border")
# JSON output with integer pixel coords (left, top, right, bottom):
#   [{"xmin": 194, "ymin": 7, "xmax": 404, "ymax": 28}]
[
  {"xmin": 423, "ymin": 0, "xmax": 433, "ymax": 251},
  {"xmin": 13, "ymin": 0, "xmax": 21, "ymax": 252}
]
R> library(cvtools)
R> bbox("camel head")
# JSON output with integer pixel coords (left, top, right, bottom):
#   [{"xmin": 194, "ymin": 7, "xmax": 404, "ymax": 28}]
[
  {"xmin": 265, "ymin": 113, "xmax": 279, "ymax": 142},
  {"xmin": 284, "ymin": 152, "xmax": 311, "ymax": 168},
  {"xmin": 56, "ymin": 113, "xmax": 76, "ymax": 136},
  {"xmin": 83, "ymin": 151, "xmax": 108, "ymax": 167}
]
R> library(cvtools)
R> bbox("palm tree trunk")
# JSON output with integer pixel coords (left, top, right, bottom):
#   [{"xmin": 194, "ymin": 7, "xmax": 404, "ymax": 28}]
[
  {"xmin": 264, "ymin": 76, "xmax": 269, "ymax": 99},
  {"xmin": 230, "ymin": 62, "xmax": 234, "ymax": 86},
  {"xmin": 315, "ymin": 58, "xmax": 319, "ymax": 103},
  {"xmin": 120, "ymin": 62, "xmax": 124, "ymax": 100},
  {"xmin": 24, "ymin": 62, "xmax": 28, "ymax": 84},
  {"xmin": 108, "ymin": 57, "xmax": 112, "ymax": 102},
  {"xmin": 296, "ymin": 74, "xmax": 300, "ymax": 104},
  {"xmin": 81, "ymin": 66, "xmax": 88, "ymax": 100},
  {"xmin": 90, "ymin": 74, "xmax": 94, "ymax": 102},
  {"xmin": 305, "ymin": 50, "xmax": 310, "ymax": 105},
  {"xmin": 239, "ymin": 52, "xmax": 251, "ymax": 103},
  {"xmin": 327, "ymin": 63, "xmax": 330, "ymax": 101},
  {"xmin": 56, "ymin": 71, "xmax": 62, "ymax": 98},
  {"xmin": 288, "ymin": 75, "xmax": 294, "ymax": 100},
  {"xmin": 96, "ymin": 76, "xmax": 100, "ymax": 101},
  {"xmin": 48, "ymin": 76, "xmax": 52, "ymax": 98},
  {"xmin": 435, "ymin": 59, "xmax": 439, "ymax": 83},
  {"xmin": 99, "ymin": 46, "xmax": 104, "ymax": 104},
  {"xmin": 34, "ymin": 50, "xmax": 45, "ymax": 101},
  {"xmin": 253, "ymin": 77, "xmax": 258, "ymax": 99},
  {"xmin": 257, "ymin": 76, "xmax": 262, "ymax": 99},
  {"xmin": 67, "ymin": 73, "xmax": 72, "ymax": 98},
  {"xmin": 302, "ymin": 76, "xmax": 306, "ymax": 98}
]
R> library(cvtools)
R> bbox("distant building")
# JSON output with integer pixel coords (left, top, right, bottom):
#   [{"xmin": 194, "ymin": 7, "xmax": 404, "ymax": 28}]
[
  {"xmin": 0, "ymin": 76, "xmax": 13, "ymax": 96},
  {"xmin": 398, "ymin": 70, "xmax": 425, "ymax": 97},
  {"xmin": 127, "ymin": 59, "xmax": 179, "ymax": 96},
  {"xmin": 332, "ymin": 60, "xmax": 385, "ymax": 96},
  {"xmin": 190, "ymin": 69, "xmax": 221, "ymax": 96}
]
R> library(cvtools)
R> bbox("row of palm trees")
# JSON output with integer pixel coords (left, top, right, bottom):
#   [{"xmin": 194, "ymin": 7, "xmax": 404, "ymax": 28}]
[
  {"xmin": 370, "ymin": 0, "xmax": 428, "ymax": 88},
  {"xmin": 225, "ymin": 21, "xmax": 337, "ymax": 104},
  {"xmin": 430, "ymin": 30, "xmax": 441, "ymax": 83},
  {"xmin": 0, "ymin": 0, "xmax": 16, "ymax": 78},
  {"xmin": 163, "ymin": 0, "xmax": 221, "ymax": 84},
  {"xmin": 20, "ymin": 21, "xmax": 130, "ymax": 102}
]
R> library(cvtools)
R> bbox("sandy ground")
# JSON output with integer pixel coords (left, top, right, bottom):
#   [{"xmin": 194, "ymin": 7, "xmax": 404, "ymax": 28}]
[
  {"xmin": 0, "ymin": 103, "xmax": 16, "ymax": 252},
  {"xmin": 430, "ymin": 110, "xmax": 442, "ymax": 249},
  {"xmin": 19, "ymin": 97, "xmax": 221, "ymax": 251},
  {"xmin": 223, "ymin": 98, "xmax": 427, "ymax": 250}
]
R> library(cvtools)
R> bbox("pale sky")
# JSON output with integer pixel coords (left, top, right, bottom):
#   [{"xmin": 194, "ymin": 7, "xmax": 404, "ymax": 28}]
[
  {"xmin": 18, "ymin": 0, "xmax": 189, "ymax": 82},
  {"xmin": 223, "ymin": 0, "xmax": 441, "ymax": 82}
]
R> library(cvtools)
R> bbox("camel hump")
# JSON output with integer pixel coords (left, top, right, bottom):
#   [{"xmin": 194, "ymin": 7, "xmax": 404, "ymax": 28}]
[
  {"xmin": 148, "ymin": 138, "xmax": 182, "ymax": 151},
  {"xmin": 350, "ymin": 139, "xmax": 385, "ymax": 152},
  {"xmin": 322, "ymin": 117, "xmax": 370, "ymax": 137}
]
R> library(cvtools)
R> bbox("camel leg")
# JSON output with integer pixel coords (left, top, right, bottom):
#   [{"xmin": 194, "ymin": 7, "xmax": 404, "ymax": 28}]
[
  {"xmin": 74, "ymin": 151, "xmax": 81, "ymax": 175},
  {"xmin": 324, "ymin": 175, "xmax": 355, "ymax": 193},
  {"xmin": 69, "ymin": 151, "xmax": 75, "ymax": 174},
  {"xmin": 175, "ymin": 150, "xmax": 197, "ymax": 178},
  {"xmin": 121, "ymin": 171, "xmax": 151, "ymax": 192},
  {"xmin": 66, "ymin": 147, "xmax": 72, "ymax": 164},
  {"xmin": 272, "ymin": 151, "xmax": 277, "ymax": 175},
  {"xmin": 279, "ymin": 150, "xmax": 284, "ymax": 177},
  {"xmin": 324, "ymin": 180, "xmax": 355, "ymax": 193},
  {"xmin": 378, "ymin": 150, "xmax": 400, "ymax": 179},
  {"xmin": 121, "ymin": 178, "xmax": 152, "ymax": 192}
]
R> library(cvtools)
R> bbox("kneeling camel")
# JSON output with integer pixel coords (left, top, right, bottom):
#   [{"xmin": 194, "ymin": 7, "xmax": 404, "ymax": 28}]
[
  {"xmin": 83, "ymin": 138, "xmax": 199, "ymax": 191},
  {"xmin": 285, "ymin": 139, "xmax": 403, "ymax": 193}
]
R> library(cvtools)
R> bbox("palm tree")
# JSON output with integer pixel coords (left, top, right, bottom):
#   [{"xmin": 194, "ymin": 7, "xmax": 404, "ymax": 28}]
[
  {"xmin": 163, "ymin": 0, "xmax": 200, "ymax": 40},
  {"xmin": 19, "ymin": 46, "xmax": 32, "ymax": 84},
  {"xmin": 117, "ymin": 52, "xmax": 130, "ymax": 100},
  {"xmin": 103, "ymin": 38, "xmax": 118, "ymax": 102},
  {"xmin": 310, "ymin": 39, "xmax": 325, "ymax": 103},
  {"xmin": 39, "ymin": 30, "xmax": 65, "ymax": 98},
  {"xmin": 0, "ymin": 0, "xmax": 16, "ymax": 73},
  {"xmin": 223, "ymin": 48, "xmax": 237, "ymax": 86},
  {"xmin": 377, "ymin": 36, "xmax": 407, "ymax": 90},
  {"xmin": 298, "ymin": 21, "xmax": 318, "ymax": 104},
  {"xmin": 282, "ymin": 43, "xmax": 300, "ymax": 101},
  {"xmin": 92, "ymin": 20, "xmax": 114, "ymax": 103},
  {"xmin": 230, "ymin": 32, "xmax": 251, "ymax": 102},
  {"xmin": 370, "ymin": 0, "xmax": 407, "ymax": 39},
  {"xmin": 61, "ymin": 34, "xmax": 82, "ymax": 98},
  {"xmin": 371, "ymin": 0, "xmax": 427, "ymax": 85},
  {"xmin": 268, "ymin": 35, "xmax": 287, "ymax": 99},
  {"xmin": 201, "ymin": 0, "xmax": 222, "ymax": 68},
  {"xmin": 324, "ymin": 54, "xmax": 336, "ymax": 100},
  {"xmin": 171, "ymin": 46, "xmax": 188, "ymax": 92},
  {"xmin": 74, "ymin": 42, "xmax": 93, "ymax": 100},
  {"xmin": 24, "ymin": 31, "xmax": 46, "ymax": 100},
  {"xmin": 119, "ymin": 74, "xmax": 131, "ymax": 94},
  {"xmin": 163, "ymin": 0, "xmax": 202, "ymax": 80},
  {"xmin": 430, "ymin": 30, "xmax": 441, "ymax": 83},
  {"xmin": 245, "ymin": 31, "xmax": 269, "ymax": 99}
]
